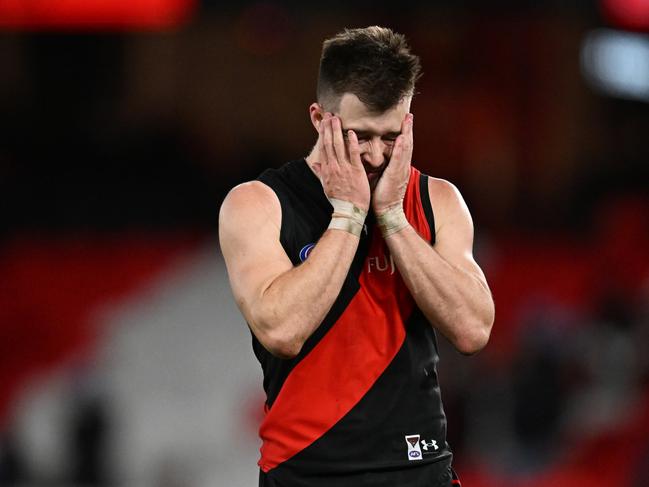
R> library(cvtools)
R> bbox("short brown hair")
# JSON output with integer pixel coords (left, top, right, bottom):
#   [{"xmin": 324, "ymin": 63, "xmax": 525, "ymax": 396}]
[{"xmin": 317, "ymin": 26, "xmax": 422, "ymax": 113}]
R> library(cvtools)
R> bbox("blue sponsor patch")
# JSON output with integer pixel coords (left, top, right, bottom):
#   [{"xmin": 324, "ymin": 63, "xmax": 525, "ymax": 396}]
[{"xmin": 299, "ymin": 243, "xmax": 315, "ymax": 262}]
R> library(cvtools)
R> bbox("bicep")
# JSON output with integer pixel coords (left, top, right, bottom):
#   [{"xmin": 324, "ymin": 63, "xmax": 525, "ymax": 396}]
[{"xmin": 219, "ymin": 182, "xmax": 294, "ymax": 321}]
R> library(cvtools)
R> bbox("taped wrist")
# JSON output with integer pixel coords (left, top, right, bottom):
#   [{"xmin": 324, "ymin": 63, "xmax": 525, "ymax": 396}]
[
  {"xmin": 328, "ymin": 198, "xmax": 367, "ymax": 237},
  {"xmin": 376, "ymin": 204, "xmax": 409, "ymax": 237}
]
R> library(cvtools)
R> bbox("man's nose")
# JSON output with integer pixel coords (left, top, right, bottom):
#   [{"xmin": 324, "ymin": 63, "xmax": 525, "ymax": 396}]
[{"xmin": 362, "ymin": 140, "xmax": 387, "ymax": 168}]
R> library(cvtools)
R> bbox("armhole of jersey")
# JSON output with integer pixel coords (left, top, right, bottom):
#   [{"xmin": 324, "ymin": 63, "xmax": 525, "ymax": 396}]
[
  {"xmin": 418, "ymin": 173, "xmax": 436, "ymax": 245},
  {"xmin": 274, "ymin": 189, "xmax": 291, "ymax": 253}
]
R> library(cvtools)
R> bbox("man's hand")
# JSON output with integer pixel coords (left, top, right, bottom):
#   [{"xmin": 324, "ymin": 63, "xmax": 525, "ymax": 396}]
[
  {"xmin": 372, "ymin": 113, "xmax": 414, "ymax": 214},
  {"xmin": 315, "ymin": 113, "xmax": 371, "ymax": 212}
]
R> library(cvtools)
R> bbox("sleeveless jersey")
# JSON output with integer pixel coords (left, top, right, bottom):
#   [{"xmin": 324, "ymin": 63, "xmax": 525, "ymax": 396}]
[{"xmin": 254, "ymin": 159, "xmax": 456, "ymax": 487}]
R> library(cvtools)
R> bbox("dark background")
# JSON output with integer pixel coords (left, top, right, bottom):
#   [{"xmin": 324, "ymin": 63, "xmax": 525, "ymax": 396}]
[{"xmin": 1, "ymin": 1, "xmax": 648, "ymax": 486}]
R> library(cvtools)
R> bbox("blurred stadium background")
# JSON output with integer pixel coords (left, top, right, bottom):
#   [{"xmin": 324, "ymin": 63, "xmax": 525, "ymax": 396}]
[{"xmin": 1, "ymin": 1, "xmax": 649, "ymax": 486}]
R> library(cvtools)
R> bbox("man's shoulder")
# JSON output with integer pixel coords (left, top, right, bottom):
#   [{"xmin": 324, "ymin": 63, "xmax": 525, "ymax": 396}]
[
  {"xmin": 416, "ymin": 174, "xmax": 470, "ymax": 229},
  {"xmin": 411, "ymin": 167, "xmax": 454, "ymax": 192},
  {"xmin": 224, "ymin": 180, "xmax": 277, "ymax": 207},
  {"xmin": 412, "ymin": 170, "xmax": 461, "ymax": 208},
  {"xmin": 422, "ymin": 176, "xmax": 473, "ymax": 238},
  {"xmin": 219, "ymin": 180, "xmax": 282, "ymax": 231},
  {"xmin": 426, "ymin": 176, "xmax": 460, "ymax": 200}
]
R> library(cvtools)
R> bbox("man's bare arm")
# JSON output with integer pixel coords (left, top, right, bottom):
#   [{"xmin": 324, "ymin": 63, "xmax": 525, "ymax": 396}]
[
  {"xmin": 371, "ymin": 113, "xmax": 493, "ymax": 354},
  {"xmin": 219, "ymin": 182, "xmax": 361, "ymax": 359},
  {"xmin": 219, "ymin": 113, "xmax": 370, "ymax": 359},
  {"xmin": 384, "ymin": 178, "xmax": 494, "ymax": 355}
]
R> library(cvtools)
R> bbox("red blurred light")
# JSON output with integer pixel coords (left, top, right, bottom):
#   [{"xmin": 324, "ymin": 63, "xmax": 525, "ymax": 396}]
[
  {"xmin": 601, "ymin": 0, "xmax": 649, "ymax": 32},
  {"xmin": 0, "ymin": 0, "xmax": 196, "ymax": 31}
]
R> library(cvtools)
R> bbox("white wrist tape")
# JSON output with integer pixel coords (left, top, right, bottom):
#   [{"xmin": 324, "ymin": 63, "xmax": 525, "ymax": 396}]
[
  {"xmin": 376, "ymin": 204, "xmax": 409, "ymax": 237},
  {"xmin": 327, "ymin": 198, "xmax": 367, "ymax": 237},
  {"xmin": 328, "ymin": 217, "xmax": 364, "ymax": 237}
]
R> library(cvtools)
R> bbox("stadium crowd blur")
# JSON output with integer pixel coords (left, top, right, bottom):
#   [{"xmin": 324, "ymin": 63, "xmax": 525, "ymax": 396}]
[{"xmin": 1, "ymin": 1, "xmax": 648, "ymax": 486}]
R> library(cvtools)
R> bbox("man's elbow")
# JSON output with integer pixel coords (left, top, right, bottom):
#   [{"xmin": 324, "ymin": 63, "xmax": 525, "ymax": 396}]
[
  {"xmin": 251, "ymin": 312, "xmax": 306, "ymax": 359},
  {"xmin": 454, "ymin": 317, "xmax": 493, "ymax": 355},
  {"xmin": 263, "ymin": 329, "xmax": 305, "ymax": 359}
]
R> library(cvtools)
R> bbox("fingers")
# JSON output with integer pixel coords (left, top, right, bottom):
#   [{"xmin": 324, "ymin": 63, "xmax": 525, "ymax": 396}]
[
  {"xmin": 331, "ymin": 117, "xmax": 348, "ymax": 164},
  {"xmin": 399, "ymin": 112, "xmax": 414, "ymax": 151},
  {"xmin": 404, "ymin": 112, "xmax": 413, "ymax": 147},
  {"xmin": 321, "ymin": 113, "xmax": 339, "ymax": 170},
  {"xmin": 319, "ymin": 113, "xmax": 351, "ymax": 162},
  {"xmin": 346, "ymin": 129, "xmax": 363, "ymax": 168},
  {"xmin": 317, "ymin": 113, "xmax": 328, "ymax": 165},
  {"xmin": 316, "ymin": 113, "xmax": 371, "ymax": 209},
  {"xmin": 390, "ymin": 113, "xmax": 414, "ymax": 165}
]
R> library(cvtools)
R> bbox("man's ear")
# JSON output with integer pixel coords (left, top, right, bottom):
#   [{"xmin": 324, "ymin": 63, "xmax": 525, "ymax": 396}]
[{"xmin": 309, "ymin": 103, "xmax": 324, "ymax": 132}]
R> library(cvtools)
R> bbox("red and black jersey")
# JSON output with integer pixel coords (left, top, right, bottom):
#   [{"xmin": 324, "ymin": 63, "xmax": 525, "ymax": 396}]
[{"xmin": 254, "ymin": 159, "xmax": 459, "ymax": 487}]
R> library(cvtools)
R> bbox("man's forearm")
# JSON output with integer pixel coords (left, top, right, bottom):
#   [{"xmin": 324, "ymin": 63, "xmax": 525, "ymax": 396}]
[
  {"xmin": 249, "ymin": 228, "xmax": 360, "ymax": 358},
  {"xmin": 384, "ymin": 225, "xmax": 494, "ymax": 354}
]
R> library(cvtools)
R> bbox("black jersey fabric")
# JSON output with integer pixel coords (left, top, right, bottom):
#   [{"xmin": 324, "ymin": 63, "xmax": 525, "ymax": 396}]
[{"xmin": 253, "ymin": 159, "xmax": 458, "ymax": 487}]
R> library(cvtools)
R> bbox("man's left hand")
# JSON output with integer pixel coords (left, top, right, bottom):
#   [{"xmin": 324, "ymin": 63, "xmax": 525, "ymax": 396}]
[{"xmin": 371, "ymin": 113, "xmax": 414, "ymax": 215}]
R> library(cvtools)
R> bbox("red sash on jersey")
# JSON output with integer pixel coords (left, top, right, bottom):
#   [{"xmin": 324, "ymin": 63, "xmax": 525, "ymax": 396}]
[{"xmin": 259, "ymin": 167, "xmax": 432, "ymax": 473}]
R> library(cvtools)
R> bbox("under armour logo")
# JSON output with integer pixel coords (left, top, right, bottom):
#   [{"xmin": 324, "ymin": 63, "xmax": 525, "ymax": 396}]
[{"xmin": 421, "ymin": 439, "xmax": 438, "ymax": 451}]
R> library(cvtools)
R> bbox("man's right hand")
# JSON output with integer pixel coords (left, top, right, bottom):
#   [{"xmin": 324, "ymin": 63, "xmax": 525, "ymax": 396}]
[
  {"xmin": 316, "ymin": 113, "xmax": 371, "ymax": 212},
  {"xmin": 220, "ymin": 113, "xmax": 369, "ymax": 359},
  {"xmin": 220, "ymin": 178, "xmax": 362, "ymax": 359}
]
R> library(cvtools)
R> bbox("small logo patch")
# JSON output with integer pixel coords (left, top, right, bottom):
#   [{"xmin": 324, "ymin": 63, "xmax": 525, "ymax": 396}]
[
  {"xmin": 299, "ymin": 243, "xmax": 315, "ymax": 262},
  {"xmin": 405, "ymin": 434, "xmax": 423, "ymax": 461},
  {"xmin": 421, "ymin": 439, "xmax": 439, "ymax": 453}
]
